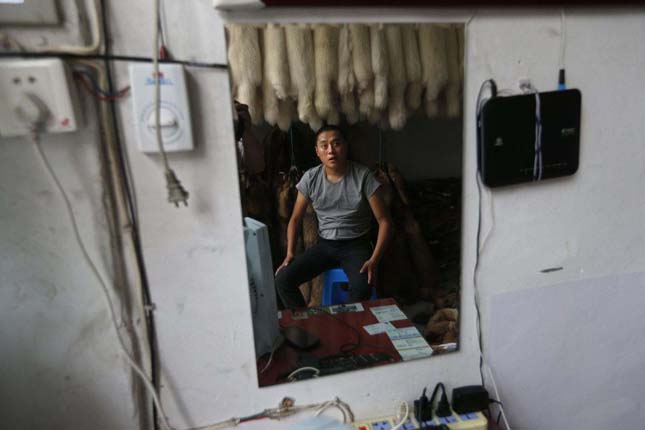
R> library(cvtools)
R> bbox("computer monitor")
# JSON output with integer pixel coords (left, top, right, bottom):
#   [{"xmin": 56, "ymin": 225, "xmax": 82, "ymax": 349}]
[{"xmin": 243, "ymin": 217, "xmax": 281, "ymax": 358}]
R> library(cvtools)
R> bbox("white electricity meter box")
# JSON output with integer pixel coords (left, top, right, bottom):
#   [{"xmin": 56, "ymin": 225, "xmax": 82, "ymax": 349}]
[
  {"xmin": 129, "ymin": 63, "xmax": 194, "ymax": 153},
  {"xmin": 0, "ymin": 58, "xmax": 80, "ymax": 137}
]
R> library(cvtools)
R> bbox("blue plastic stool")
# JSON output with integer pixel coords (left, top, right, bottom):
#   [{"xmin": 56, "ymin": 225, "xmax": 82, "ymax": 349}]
[{"xmin": 321, "ymin": 268, "xmax": 377, "ymax": 306}]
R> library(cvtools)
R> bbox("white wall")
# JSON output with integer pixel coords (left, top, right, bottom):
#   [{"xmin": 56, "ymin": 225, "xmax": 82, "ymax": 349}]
[{"xmin": 1, "ymin": 3, "xmax": 644, "ymax": 430}]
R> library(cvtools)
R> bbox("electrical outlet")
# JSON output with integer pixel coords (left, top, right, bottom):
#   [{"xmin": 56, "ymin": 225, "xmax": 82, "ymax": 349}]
[
  {"xmin": 371, "ymin": 420, "xmax": 392, "ymax": 430},
  {"xmin": 0, "ymin": 58, "xmax": 80, "ymax": 137}
]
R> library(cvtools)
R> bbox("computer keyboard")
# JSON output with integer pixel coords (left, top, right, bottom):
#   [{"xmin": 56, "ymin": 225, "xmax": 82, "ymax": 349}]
[{"xmin": 302, "ymin": 352, "xmax": 394, "ymax": 376}]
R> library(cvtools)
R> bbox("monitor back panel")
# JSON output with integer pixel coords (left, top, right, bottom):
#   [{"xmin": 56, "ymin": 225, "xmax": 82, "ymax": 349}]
[{"xmin": 479, "ymin": 89, "xmax": 581, "ymax": 188}]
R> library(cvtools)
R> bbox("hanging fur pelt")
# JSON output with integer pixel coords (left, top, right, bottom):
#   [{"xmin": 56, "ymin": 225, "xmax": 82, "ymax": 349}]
[
  {"xmin": 285, "ymin": 25, "xmax": 320, "ymax": 131},
  {"xmin": 370, "ymin": 24, "xmax": 388, "ymax": 111},
  {"xmin": 302, "ymin": 203, "xmax": 323, "ymax": 306},
  {"xmin": 337, "ymin": 25, "xmax": 359, "ymax": 124},
  {"xmin": 313, "ymin": 24, "xmax": 340, "ymax": 125},
  {"xmin": 401, "ymin": 25, "xmax": 423, "ymax": 111},
  {"xmin": 384, "ymin": 24, "xmax": 407, "ymax": 130},
  {"xmin": 444, "ymin": 26, "xmax": 462, "ymax": 118},
  {"xmin": 264, "ymin": 24, "xmax": 291, "ymax": 100},
  {"xmin": 349, "ymin": 24, "xmax": 374, "ymax": 118},
  {"xmin": 227, "ymin": 24, "xmax": 263, "ymax": 125},
  {"xmin": 418, "ymin": 24, "xmax": 449, "ymax": 118}
]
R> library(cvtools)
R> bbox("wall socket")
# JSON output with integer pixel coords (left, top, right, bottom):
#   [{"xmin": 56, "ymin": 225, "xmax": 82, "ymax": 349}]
[{"xmin": 0, "ymin": 58, "xmax": 80, "ymax": 137}]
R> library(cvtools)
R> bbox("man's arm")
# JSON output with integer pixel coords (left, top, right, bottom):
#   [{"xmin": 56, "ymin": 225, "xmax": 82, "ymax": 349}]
[
  {"xmin": 361, "ymin": 187, "xmax": 393, "ymax": 285},
  {"xmin": 276, "ymin": 191, "xmax": 310, "ymax": 274}
]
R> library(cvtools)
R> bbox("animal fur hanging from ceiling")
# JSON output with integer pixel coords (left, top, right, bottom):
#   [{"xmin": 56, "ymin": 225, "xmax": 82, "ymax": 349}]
[
  {"xmin": 337, "ymin": 24, "xmax": 359, "ymax": 125},
  {"xmin": 262, "ymin": 24, "xmax": 294, "ymax": 131},
  {"xmin": 444, "ymin": 25, "xmax": 462, "ymax": 119},
  {"xmin": 418, "ymin": 23, "xmax": 449, "ymax": 119},
  {"xmin": 227, "ymin": 24, "xmax": 263, "ymax": 125},
  {"xmin": 401, "ymin": 25, "xmax": 423, "ymax": 112},
  {"xmin": 285, "ymin": 25, "xmax": 322, "ymax": 132},
  {"xmin": 227, "ymin": 23, "xmax": 461, "ymax": 131},
  {"xmin": 313, "ymin": 24, "xmax": 340, "ymax": 126},
  {"xmin": 384, "ymin": 24, "xmax": 407, "ymax": 130}
]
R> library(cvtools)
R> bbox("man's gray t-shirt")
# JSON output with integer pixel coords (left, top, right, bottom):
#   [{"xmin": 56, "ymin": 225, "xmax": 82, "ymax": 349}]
[{"xmin": 296, "ymin": 161, "xmax": 381, "ymax": 240}]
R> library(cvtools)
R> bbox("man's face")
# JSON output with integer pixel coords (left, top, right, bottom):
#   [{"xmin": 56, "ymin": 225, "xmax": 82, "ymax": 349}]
[{"xmin": 315, "ymin": 130, "xmax": 347, "ymax": 169}]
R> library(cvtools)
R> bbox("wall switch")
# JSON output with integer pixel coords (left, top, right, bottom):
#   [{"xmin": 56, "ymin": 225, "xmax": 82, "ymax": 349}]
[
  {"xmin": 129, "ymin": 63, "xmax": 193, "ymax": 153},
  {"xmin": 0, "ymin": 58, "xmax": 80, "ymax": 137}
]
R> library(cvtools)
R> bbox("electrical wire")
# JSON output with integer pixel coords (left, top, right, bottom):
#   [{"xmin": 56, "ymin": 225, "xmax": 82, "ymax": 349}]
[
  {"xmin": 33, "ymin": 0, "xmax": 101, "ymax": 55},
  {"xmin": 73, "ymin": 70, "xmax": 130, "ymax": 101},
  {"xmin": 313, "ymin": 397, "xmax": 355, "ymax": 423},
  {"xmin": 287, "ymin": 366, "xmax": 320, "ymax": 381},
  {"xmin": 29, "ymin": 131, "xmax": 174, "ymax": 430},
  {"xmin": 0, "ymin": 51, "xmax": 227, "ymax": 69},
  {"xmin": 485, "ymin": 364, "xmax": 511, "ymax": 430},
  {"xmin": 559, "ymin": 9, "xmax": 566, "ymax": 70},
  {"xmin": 390, "ymin": 401, "xmax": 410, "ymax": 430},
  {"xmin": 152, "ymin": 0, "xmax": 189, "ymax": 207}
]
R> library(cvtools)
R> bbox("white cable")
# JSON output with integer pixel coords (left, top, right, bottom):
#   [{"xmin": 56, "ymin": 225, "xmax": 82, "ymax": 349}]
[
  {"xmin": 153, "ymin": 0, "xmax": 171, "ymax": 173},
  {"xmin": 287, "ymin": 366, "xmax": 320, "ymax": 382},
  {"xmin": 390, "ymin": 401, "xmax": 409, "ymax": 430},
  {"xmin": 259, "ymin": 348, "xmax": 275, "ymax": 374},
  {"xmin": 34, "ymin": 0, "xmax": 101, "ymax": 54},
  {"xmin": 314, "ymin": 397, "xmax": 354, "ymax": 423},
  {"xmin": 485, "ymin": 364, "xmax": 512, "ymax": 430},
  {"xmin": 30, "ymin": 132, "xmax": 174, "ymax": 430},
  {"xmin": 559, "ymin": 9, "xmax": 566, "ymax": 69}
]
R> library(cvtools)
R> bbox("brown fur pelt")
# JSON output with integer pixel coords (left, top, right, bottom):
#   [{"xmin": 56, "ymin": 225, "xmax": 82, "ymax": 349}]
[
  {"xmin": 374, "ymin": 164, "xmax": 440, "ymax": 305},
  {"xmin": 240, "ymin": 173, "xmax": 272, "ymax": 228},
  {"xmin": 373, "ymin": 165, "xmax": 419, "ymax": 302},
  {"xmin": 302, "ymin": 203, "xmax": 323, "ymax": 306},
  {"xmin": 418, "ymin": 24, "xmax": 449, "ymax": 118},
  {"xmin": 227, "ymin": 24, "xmax": 263, "ymax": 125},
  {"xmin": 424, "ymin": 308, "xmax": 459, "ymax": 344}
]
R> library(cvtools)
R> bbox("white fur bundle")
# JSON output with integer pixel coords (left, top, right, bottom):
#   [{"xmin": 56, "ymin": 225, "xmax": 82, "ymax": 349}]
[
  {"xmin": 418, "ymin": 24, "xmax": 449, "ymax": 118},
  {"xmin": 262, "ymin": 26, "xmax": 294, "ymax": 131},
  {"xmin": 401, "ymin": 25, "xmax": 423, "ymax": 111},
  {"xmin": 227, "ymin": 24, "xmax": 263, "ymax": 125},
  {"xmin": 264, "ymin": 24, "xmax": 291, "ymax": 100},
  {"xmin": 285, "ymin": 25, "xmax": 318, "ymax": 129},
  {"xmin": 444, "ymin": 26, "xmax": 462, "ymax": 118},
  {"xmin": 349, "ymin": 24, "xmax": 374, "ymax": 117},
  {"xmin": 370, "ymin": 24, "xmax": 388, "ymax": 111},
  {"xmin": 313, "ymin": 24, "xmax": 340, "ymax": 124},
  {"xmin": 337, "ymin": 25, "xmax": 359, "ymax": 124},
  {"xmin": 385, "ymin": 24, "xmax": 407, "ymax": 130}
]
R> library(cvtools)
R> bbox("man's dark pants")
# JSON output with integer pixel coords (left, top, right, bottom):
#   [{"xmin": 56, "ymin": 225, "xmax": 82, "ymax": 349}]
[{"xmin": 275, "ymin": 236, "xmax": 372, "ymax": 308}]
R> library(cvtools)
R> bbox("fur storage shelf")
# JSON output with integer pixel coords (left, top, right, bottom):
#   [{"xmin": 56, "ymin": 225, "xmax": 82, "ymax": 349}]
[{"xmin": 226, "ymin": 23, "xmax": 463, "ymax": 132}]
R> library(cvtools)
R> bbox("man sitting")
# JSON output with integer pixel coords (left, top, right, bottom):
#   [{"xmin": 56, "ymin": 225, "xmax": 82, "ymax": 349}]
[{"xmin": 275, "ymin": 125, "xmax": 392, "ymax": 308}]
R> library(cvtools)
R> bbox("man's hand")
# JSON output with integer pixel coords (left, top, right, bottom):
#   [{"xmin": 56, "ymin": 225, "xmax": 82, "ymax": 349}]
[
  {"xmin": 359, "ymin": 258, "xmax": 378, "ymax": 285},
  {"xmin": 275, "ymin": 253, "xmax": 294, "ymax": 275}
]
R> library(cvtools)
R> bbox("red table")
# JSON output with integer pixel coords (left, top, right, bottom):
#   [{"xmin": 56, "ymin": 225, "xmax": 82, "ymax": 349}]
[{"xmin": 257, "ymin": 298, "xmax": 416, "ymax": 387}]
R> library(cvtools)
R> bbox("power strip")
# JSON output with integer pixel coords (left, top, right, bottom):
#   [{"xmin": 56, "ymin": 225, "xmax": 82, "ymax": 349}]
[{"xmin": 352, "ymin": 410, "xmax": 487, "ymax": 430}]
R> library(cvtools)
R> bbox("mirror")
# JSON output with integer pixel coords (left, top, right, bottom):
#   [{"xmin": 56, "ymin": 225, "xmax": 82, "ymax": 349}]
[{"xmin": 227, "ymin": 22, "xmax": 464, "ymax": 386}]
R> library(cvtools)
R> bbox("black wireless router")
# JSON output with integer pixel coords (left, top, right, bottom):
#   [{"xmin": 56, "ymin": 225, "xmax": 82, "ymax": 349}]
[{"xmin": 478, "ymin": 89, "xmax": 582, "ymax": 188}]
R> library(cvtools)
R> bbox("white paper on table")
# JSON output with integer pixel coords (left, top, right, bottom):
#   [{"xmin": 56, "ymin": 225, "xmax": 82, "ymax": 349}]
[
  {"xmin": 370, "ymin": 304, "xmax": 407, "ymax": 322},
  {"xmin": 397, "ymin": 345, "xmax": 434, "ymax": 361},
  {"xmin": 391, "ymin": 336, "xmax": 431, "ymax": 350},
  {"xmin": 363, "ymin": 322, "xmax": 396, "ymax": 335},
  {"xmin": 386, "ymin": 326, "xmax": 423, "ymax": 341}
]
